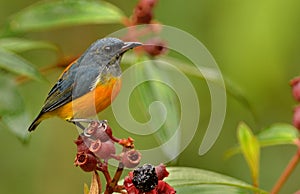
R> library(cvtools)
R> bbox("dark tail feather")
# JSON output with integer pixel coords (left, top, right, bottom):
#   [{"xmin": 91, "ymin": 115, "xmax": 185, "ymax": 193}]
[{"xmin": 28, "ymin": 113, "xmax": 43, "ymax": 132}]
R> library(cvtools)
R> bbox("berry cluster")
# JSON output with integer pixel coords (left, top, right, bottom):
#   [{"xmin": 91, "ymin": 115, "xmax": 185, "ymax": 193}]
[
  {"xmin": 132, "ymin": 0, "xmax": 158, "ymax": 25},
  {"xmin": 124, "ymin": 164, "xmax": 176, "ymax": 194},
  {"xmin": 290, "ymin": 77, "xmax": 300, "ymax": 130},
  {"xmin": 74, "ymin": 120, "xmax": 140, "ymax": 172},
  {"xmin": 123, "ymin": 0, "xmax": 167, "ymax": 57},
  {"xmin": 73, "ymin": 120, "xmax": 175, "ymax": 193}
]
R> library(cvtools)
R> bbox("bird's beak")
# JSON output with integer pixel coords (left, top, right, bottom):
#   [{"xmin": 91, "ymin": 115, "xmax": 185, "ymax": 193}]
[{"xmin": 120, "ymin": 42, "xmax": 142, "ymax": 53}]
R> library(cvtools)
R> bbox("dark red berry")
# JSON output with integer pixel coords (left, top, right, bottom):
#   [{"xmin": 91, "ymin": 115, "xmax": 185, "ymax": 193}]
[
  {"xmin": 132, "ymin": 164, "xmax": 158, "ymax": 192},
  {"xmin": 74, "ymin": 152, "xmax": 97, "ymax": 172}
]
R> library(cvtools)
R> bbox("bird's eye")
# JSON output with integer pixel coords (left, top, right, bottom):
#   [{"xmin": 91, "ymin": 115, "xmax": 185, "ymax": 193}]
[{"xmin": 104, "ymin": 46, "xmax": 111, "ymax": 51}]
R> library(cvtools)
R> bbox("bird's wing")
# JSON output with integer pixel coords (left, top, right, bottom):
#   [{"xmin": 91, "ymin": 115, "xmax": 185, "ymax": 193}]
[{"xmin": 41, "ymin": 61, "xmax": 101, "ymax": 113}]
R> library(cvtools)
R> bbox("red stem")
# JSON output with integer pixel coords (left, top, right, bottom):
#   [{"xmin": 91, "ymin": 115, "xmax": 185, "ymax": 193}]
[
  {"xmin": 104, "ymin": 162, "xmax": 125, "ymax": 194},
  {"xmin": 97, "ymin": 162, "xmax": 111, "ymax": 183},
  {"xmin": 270, "ymin": 141, "xmax": 300, "ymax": 194}
]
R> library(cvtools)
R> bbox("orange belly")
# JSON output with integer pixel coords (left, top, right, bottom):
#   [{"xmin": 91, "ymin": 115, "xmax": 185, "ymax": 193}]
[{"xmin": 49, "ymin": 77, "xmax": 121, "ymax": 120}]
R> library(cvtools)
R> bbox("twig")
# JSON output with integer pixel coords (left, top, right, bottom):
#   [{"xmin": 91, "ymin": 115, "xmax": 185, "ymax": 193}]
[
  {"xmin": 97, "ymin": 162, "xmax": 111, "ymax": 184},
  {"xmin": 105, "ymin": 162, "xmax": 125, "ymax": 194},
  {"xmin": 270, "ymin": 140, "xmax": 300, "ymax": 194}
]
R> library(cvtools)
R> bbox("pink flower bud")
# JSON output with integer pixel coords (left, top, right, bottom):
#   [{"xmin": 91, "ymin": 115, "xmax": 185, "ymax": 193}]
[
  {"xmin": 143, "ymin": 38, "xmax": 167, "ymax": 57},
  {"xmin": 122, "ymin": 150, "xmax": 142, "ymax": 168},
  {"xmin": 89, "ymin": 139, "xmax": 116, "ymax": 160},
  {"xmin": 294, "ymin": 190, "xmax": 300, "ymax": 194},
  {"xmin": 74, "ymin": 152, "xmax": 97, "ymax": 172},
  {"xmin": 132, "ymin": 0, "xmax": 157, "ymax": 24},
  {"xmin": 84, "ymin": 120, "xmax": 111, "ymax": 142},
  {"xmin": 293, "ymin": 106, "xmax": 300, "ymax": 130},
  {"xmin": 290, "ymin": 77, "xmax": 300, "ymax": 101},
  {"xmin": 141, "ymin": 0, "xmax": 158, "ymax": 8}
]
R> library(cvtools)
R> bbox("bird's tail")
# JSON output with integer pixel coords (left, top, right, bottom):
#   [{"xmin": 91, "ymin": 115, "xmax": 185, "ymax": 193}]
[{"xmin": 28, "ymin": 112, "xmax": 44, "ymax": 132}]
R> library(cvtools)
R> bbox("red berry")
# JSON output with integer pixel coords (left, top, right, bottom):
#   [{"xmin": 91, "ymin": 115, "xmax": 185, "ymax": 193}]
[{"xmin": 74, "ymin": 152, "xmax": 97, "ymax": 172}]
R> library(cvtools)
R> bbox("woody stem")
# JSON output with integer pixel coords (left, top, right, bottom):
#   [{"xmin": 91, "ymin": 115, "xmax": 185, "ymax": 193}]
[
  {"xmin": 105, "ymin": 162, "xmax": 125, "ymax": 194},
  {"xmin": 270, "ymin": 140, "xmax": 300, "ymax": 194}
]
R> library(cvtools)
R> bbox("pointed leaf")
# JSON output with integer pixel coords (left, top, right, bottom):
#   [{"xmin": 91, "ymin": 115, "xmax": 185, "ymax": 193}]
[
  {"xmin": 225, "ymin": 123, "xmax": 299, "ymax": 159},
  {"xmin": 0, "ymin": 74, "xmax": 30, "ymax": 142},
  {"xmin": 0, "ymin": 48, "xmax": 44, "ymax": 80},
  {"xmin": 257, "ymin": 123, "xmax": 299, "ymax": 147},
  {"xmin": 83, "ymin": 183, "xmax": 89, "ymax": 194},
  {"xmin": 166, "ymin": 167, "xmax": 267, "ymax": 193},
  {"xmin": 0, "ymin": 75, "xmax": 24, "ymax": 115},
  {"xmin": 89, "ymin": 171, "xmax": 101, "ymax": 194},
  {"xmin": 0, "ymin": 38, "xmax": 58, "ymax": 53},
  {"xmin": 4, "ymin": 0, "xmax": 125, "ymax": 34},
  {"xmin": 134, "ymin": 59, "xmax": 180, "ymax": 143},
  {"xmin": 1, "ymin": 109, "xmax": 31, "ymax": 143},
  {"xmin": 237, "ymin": 122, "xmax": 260, "ymax": 186}
]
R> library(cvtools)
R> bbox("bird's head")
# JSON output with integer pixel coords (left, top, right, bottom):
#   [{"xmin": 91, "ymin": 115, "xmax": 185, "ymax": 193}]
[{"xmin": 80, "ymin": 37, "xmax": 142, "ymax": 79}]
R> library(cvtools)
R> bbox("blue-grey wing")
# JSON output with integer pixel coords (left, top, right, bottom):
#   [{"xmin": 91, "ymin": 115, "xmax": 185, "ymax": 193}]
[{"xmin": 41, "ymin": 61, "xmax": 100, "ymax": 113}]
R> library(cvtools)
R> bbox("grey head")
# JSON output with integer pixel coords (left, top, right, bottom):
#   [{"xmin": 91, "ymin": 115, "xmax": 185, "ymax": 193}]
[{"xmin": 78, "ymin": 37, "xmax": 142, "ymax": 78}]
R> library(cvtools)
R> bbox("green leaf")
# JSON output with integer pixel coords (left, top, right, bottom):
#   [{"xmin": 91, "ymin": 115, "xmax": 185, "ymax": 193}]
[
  {"xmin": 4, "ymin": 0, "xmax": 125, "ymax": 34},
  {"xmin": 134, "ymin": 59, "xmax": 180, "ymax": 144},
  {"xmin": 1, "ymin": 110, "xmax": 31, "ymax": 143},
  {"xmin": 0, "ymin": 75, "xmax": 24, "ymax": 116},
  {"xmin": 237, "ymin": 122, "xmax": 260, "ymax": 187},
  {"xmin": 0, "ymin": 74, "xmax": 29, "ymax": 142},
  {"xmin": 0, "ymin": 48, "xmax": 44, "ymax": 81},
  {"xmin": 257, "ymin": 123, "xmax": 299, "ymax": 147},
  {"xmin": 225, "ymin": 123, "xmax": 299, "ymax": 159},
  {"xmin": 166, "ymin": 167, "xmax": 267, "ymax": 193},
  {"xmin": 0, "ymin": 38, "xmax": 58, "ymax": 53}
]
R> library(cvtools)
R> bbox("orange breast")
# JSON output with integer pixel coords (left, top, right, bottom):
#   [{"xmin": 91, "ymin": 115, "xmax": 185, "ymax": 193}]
[{"xmin": 51, "ymin": 77, "xmax": 121, "ymax": 120}]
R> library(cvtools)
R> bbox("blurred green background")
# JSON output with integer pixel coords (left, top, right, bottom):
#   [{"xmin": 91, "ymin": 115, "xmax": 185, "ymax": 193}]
[{"xmin": 0, "ymin": 0, "xmax": 300, "ymax": 193}]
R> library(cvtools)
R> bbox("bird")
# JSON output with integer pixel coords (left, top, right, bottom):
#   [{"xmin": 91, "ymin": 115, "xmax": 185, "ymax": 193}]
[{"xmin": 28, "ymin": 37, "xmax": 142, "ymax": 132}]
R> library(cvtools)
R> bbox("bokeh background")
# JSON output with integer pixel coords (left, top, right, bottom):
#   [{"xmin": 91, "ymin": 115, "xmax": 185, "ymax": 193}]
[{"xmin": 0, "ymin": 0, "xmax": 300, "ymax": 193}]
